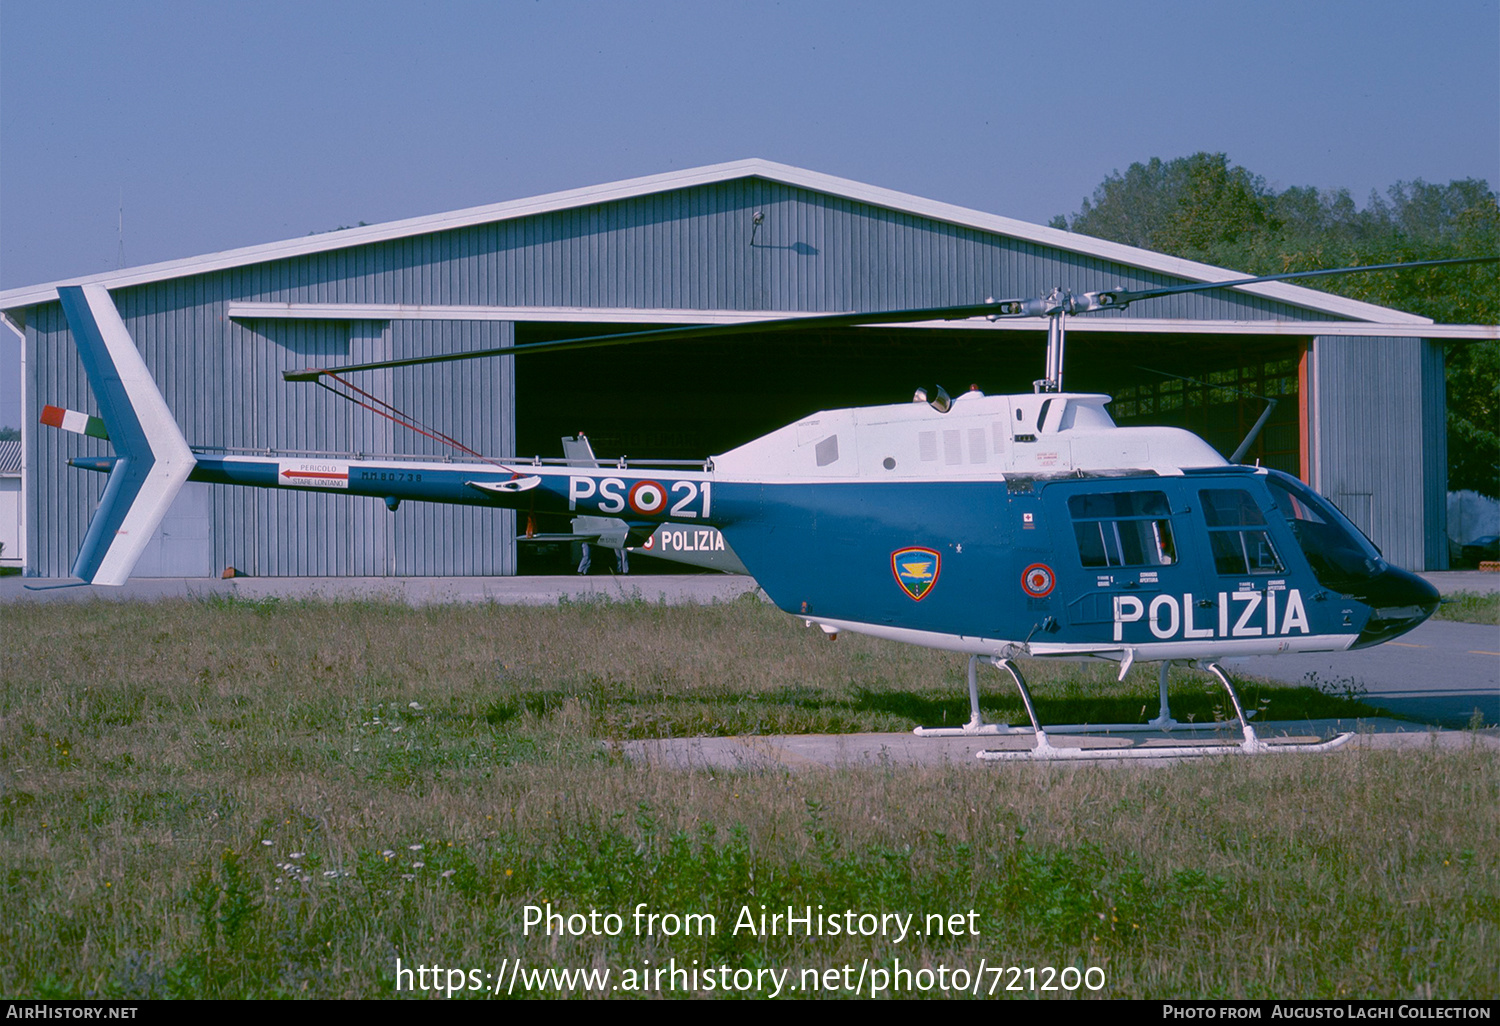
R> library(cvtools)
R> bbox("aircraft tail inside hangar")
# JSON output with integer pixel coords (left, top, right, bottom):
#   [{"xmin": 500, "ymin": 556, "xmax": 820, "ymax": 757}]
[{"xmin": 0, "ymin": 159, "xmax": 1484, "ymax": 577}]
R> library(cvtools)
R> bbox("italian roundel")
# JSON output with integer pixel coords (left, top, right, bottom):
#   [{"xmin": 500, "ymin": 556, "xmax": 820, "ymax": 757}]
[
  {"xmin": 1021, "ymin": 563, "xmax": 1056, "ymax": 598},
  {"xmin": 627, "ymin": 480, "xmax": 667, "ymax": 515},
  {"xmin": 891, "ymin": 547, "xmax": 942, "ymax": 601}
]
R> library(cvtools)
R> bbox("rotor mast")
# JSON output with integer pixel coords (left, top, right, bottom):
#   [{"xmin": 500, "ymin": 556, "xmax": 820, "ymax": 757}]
[
  {"xmin": 1029, "ymin": 287, "xmax": 1096, "ymax": 393},
  {"xmin": 1034, "ymin": 289, "xmax": 1069, "ymax": 393}
]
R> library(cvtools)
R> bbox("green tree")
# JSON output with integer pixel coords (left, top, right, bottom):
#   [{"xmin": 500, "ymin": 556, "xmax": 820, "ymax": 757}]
[
  {"xmin": 1055, "ymin": 153, "xmax": 1275, "ymax": 267},
  {"xmin": 1053, "ymin": 157, "xmax": 1500, "ymax": 497}
]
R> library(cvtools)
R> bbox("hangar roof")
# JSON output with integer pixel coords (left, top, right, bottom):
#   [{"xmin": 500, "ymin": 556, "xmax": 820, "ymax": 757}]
[{"xmin": 0, "ymin": 157, "xmax": 1433, "ymax": 325}]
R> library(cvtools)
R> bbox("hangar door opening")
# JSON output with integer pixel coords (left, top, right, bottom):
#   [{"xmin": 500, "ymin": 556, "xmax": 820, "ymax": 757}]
[
  {"xmin": 1062, "ymin": 334, "xmax": 1305, "ymax": 479},
  {"xmin": 508, "ymin": 323, "xmax": 1305, "ymax": 573},
  {"xmin": 511, "ymin": 321, "xmax": 1050, "ymax": 573}
]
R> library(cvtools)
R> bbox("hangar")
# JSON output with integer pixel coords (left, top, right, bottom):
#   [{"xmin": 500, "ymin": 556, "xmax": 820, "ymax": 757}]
[{"xmin": 0, "ymin": 158, "xmax": 1477, "ymax": 577}]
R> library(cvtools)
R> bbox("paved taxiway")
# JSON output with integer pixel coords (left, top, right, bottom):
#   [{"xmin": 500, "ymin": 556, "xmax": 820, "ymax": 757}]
[
  {"xmin": 0, "ymin": 571, "xmax": 762, "ymax": 607},
  {"xmin": 621, "ymin": 721, "xmax": 1498, "ymax": 771},
  {"xmin": 1228, "ymin": 618, "xmax": 1498, "ymax": 727}
]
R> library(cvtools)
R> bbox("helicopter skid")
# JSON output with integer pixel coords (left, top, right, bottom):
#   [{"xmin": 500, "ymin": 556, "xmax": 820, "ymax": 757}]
[
  {"xmin": 969, "ymin": 658, "xmax": 1352, "ymax": 761},
  {"xmin": 914, "ymin": 719, "xmax": 1248, "ymax": 738},
  {"xmin": 915, "ymin": 657, "xmax": 1249, "ymax": 740},
  {"xmin": 913, "ymin": 722, "xmax": 1031, "ymax": 738},
  {"xmin": 913, "ymin": 654, "xmax": 1033, "ymax": 737},
  {"xmin": 976, "ymin": 730, "xmax": 1355, "ymax": 761}
]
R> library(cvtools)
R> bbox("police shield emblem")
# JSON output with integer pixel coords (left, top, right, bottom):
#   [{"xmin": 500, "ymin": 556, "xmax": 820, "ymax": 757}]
[{"xmin": 891, "ymin": 547, "xmax": 942, "ymax": 601}]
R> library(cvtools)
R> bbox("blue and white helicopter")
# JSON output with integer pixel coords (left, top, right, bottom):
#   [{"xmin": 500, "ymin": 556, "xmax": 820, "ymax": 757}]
[{"xmin": 49, "ymin": 258, "xmax": 1490, "ymax": 760}]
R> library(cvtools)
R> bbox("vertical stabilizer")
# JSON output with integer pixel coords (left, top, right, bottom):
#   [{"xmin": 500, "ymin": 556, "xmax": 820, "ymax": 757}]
[
  {"xmin": 561, "ymin": 433, "xmax": 600, "ymax": 467},
  {"xmin": 58, "ymin": 284, "xmax": 196, "ymax": 585}
]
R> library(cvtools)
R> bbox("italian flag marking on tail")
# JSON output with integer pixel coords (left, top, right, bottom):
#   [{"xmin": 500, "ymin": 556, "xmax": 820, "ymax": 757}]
[{"xmin": 41, "ymin": 405, "xmax": 110, "ymax": 440}]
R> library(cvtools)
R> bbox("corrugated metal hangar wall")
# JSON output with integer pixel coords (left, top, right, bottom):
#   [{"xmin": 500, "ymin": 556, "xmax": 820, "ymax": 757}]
[
  {"xmin": 1310, "ymin": 336, "xmax": 1449, "ymax": 570},
  {"xmin": 8, "ymin": 161, "xmax": 1449, "ymax": 575}
]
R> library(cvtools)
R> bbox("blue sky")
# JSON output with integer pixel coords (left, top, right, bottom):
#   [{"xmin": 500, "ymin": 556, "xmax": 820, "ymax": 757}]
[{"xmin": 2, "ymin": 0, "xmax": 1497, "ymax": 427}]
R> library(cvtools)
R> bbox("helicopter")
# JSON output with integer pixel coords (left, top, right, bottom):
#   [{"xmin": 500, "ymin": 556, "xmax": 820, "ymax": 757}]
[{"xmin": 45, "ymin": 256, "xmax": 1493, "ymax": 760}]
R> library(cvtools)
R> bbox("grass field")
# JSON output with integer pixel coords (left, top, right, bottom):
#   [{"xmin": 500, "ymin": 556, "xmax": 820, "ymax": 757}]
[
  {"xmin": 1, "ymin": 595, "xmax": 1495, "ymax": 1000},
  {"xmin": 1433, "ymin": 590, "xmax": 1500, "ymax": 625}
]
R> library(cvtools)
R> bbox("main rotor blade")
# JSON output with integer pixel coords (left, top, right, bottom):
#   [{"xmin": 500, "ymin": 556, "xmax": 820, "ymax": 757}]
[
  {"xmin": 283, "ymin": 254, "xmax": 1498, "ymax": 381},
  {"xmin": 283, "ymin": 298, "xmax": 1034, "ymax": 380},
  {"xmin": 1088, "ymin": 255, "xmax": 1499, "ymax": 312}
]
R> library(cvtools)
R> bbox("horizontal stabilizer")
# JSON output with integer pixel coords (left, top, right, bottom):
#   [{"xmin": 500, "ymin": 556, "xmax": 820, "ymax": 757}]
[{"xmin": 58, "ymin": 284, "xmax": 196, "ymax": 585}]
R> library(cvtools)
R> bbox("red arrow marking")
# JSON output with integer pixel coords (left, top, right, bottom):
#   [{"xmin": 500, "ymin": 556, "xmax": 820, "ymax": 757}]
[{"xmin": 281, "ymin": 470, "xmax": 348, "ymax": 481}]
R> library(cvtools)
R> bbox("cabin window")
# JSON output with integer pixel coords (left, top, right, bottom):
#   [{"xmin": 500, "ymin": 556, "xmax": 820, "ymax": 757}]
[
  {"xmin": 1200, "ymin": 488, "xmax": 1284, "ymax": 575},
  {"xmin": 1068, "ymin": 491, "xmax": 1177, "ymax": 568}
]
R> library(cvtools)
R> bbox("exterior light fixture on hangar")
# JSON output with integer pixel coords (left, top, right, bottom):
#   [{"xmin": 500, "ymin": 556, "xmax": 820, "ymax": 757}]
[{"xmin": 0, "ymin": 159, "xmax": 1484, "ymax": 579}]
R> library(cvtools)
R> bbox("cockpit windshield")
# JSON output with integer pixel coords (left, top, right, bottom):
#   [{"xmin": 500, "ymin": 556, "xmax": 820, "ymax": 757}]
[{"xmin": 1265, "ymin": 471, "xmax": 1385, "ymax": 589}]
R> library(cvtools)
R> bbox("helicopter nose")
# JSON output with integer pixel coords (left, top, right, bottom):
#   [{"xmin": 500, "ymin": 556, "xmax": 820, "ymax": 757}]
[{"xmin": 1350, "ymin": 566, "xmax": 1441, "ymax": 649}]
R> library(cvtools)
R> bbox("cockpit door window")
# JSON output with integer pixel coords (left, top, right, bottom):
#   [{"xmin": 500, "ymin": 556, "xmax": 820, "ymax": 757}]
[
  {"xmin": 1265, "ymin": 473, "xmax": 1384, "ymax": 587},
  {"xmin": 1200, "ymin": 488, "xmax": 1285, "ymax": 575}
]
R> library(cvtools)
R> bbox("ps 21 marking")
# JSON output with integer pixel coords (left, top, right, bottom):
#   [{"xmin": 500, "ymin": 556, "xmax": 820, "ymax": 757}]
[
  {"xmin": 568, "ymin": 476, "xmax": 710, "ymax": 518},
  {"xmin": 891, "ymin": 547, "xmax": 942, "ymax": 601}
]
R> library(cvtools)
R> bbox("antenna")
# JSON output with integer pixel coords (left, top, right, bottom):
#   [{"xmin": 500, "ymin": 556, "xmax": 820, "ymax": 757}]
[
  {"xmin": 116, "ymin": 190, "xmax": 126, "ymax": 269},
  {"xmin": 1134, "ymin": 365, "xmax": 1279, "ymax": 463}
]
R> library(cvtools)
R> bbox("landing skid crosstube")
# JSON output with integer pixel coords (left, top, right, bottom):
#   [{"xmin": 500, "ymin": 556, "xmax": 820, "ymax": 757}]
[{"xmin": 914, "ymin": 656, "xmax": 1353, "ymax": 760}]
